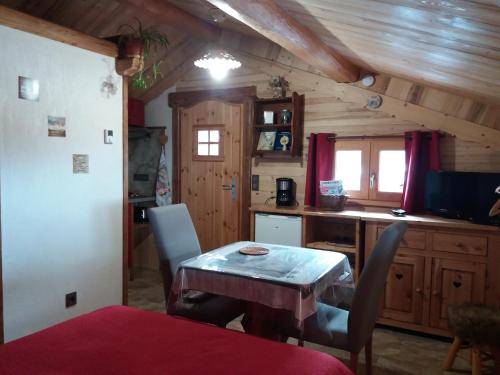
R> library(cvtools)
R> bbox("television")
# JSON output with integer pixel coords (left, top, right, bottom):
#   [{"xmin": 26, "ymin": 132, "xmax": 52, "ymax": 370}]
[{"xmin": 425, "ymin": 171, "xmax": 500, "ymax": 225}]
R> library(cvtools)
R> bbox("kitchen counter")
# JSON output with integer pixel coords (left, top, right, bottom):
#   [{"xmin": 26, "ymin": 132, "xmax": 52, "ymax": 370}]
[{"xmin": 250, "ymin": 204, "xmax": 500, "ymax": 232}]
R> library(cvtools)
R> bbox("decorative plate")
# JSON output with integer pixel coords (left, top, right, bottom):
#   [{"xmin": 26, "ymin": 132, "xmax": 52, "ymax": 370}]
[{"xmin": 239, "ymin": 246, "xmax": 270, "ymax": 255}]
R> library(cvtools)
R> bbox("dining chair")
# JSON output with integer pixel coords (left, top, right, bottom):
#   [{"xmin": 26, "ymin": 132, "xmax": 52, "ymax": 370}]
[
  {"xmin": 280, "ymin": 221, "xmax": 408, "ymax": 375},
  {"xmin": 148, "ymin": 203, "xmax": 244, "ymax": 328}
]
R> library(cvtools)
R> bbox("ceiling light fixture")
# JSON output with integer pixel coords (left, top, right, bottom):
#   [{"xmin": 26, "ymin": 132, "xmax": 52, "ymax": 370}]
[{"xmin": 194, "ymin": 50, "xmax": 241, "ymax": 80}]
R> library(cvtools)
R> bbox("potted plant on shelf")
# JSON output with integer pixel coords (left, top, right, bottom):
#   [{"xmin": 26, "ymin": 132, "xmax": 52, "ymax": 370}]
[
  {"xmin": 269, "ymin": 76, "xmax": 290, "ymax": 98},
  {"xmin": 118, "ymin": 18, "xmax": 169, "ymax": 89}
]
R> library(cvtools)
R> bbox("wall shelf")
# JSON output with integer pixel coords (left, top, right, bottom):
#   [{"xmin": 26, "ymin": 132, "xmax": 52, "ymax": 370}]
[{"xmin": 252, "ymin": 92, "xmax": 304, "ymax": 160}]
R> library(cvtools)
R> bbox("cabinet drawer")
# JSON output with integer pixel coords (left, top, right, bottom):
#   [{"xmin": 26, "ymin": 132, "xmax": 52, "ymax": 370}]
[
  {"xmin": 377, "ymin": 227, "xmax": 426, "ymax": 250},
  {"xmin": 431, "ymin": 233, "xmax": 487, "ymax": 256}
]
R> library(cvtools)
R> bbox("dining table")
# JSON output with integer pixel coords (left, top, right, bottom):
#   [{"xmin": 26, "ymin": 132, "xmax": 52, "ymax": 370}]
[{"xmin": 170, "ymin": 241, "xmax": 354, "ymax": 339}]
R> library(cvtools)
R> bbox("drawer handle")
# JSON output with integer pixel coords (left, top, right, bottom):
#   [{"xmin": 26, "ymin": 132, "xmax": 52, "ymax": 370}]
[
  {"xmin": 415, "ymin": 288, "xmax": 423, "ymax": 294},
  {"xmin": 395, "ymin": 273, "xmax": 403, "ymax": 280},
  {"xmin": 453, "ymin": 281, "xmax": 462, "ymax": 288}
]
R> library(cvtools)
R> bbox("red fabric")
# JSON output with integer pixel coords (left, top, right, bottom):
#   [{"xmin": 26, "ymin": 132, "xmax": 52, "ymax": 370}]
[
  {"xmin": 0, "ymin": 306, "xmax": 353, "ymax": 375},
  {"xmin": 401, "ymin": 131, "xmax": 441, "ymax": 213},
  {"xmin": 305, "ymin": 133, "xmax": 335, "ymax": 207},
  {"xmin": 128, "ymin": 98, "xmax": 145, "ymax": 126}
]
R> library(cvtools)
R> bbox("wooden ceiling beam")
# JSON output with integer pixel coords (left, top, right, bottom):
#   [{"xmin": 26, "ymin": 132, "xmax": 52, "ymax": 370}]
[
  {"xmin": 206, "ymin": 0, "xmax": 360, "ymax": 82},
  {"xmin": 114, "ymin": 0, "xmax": 220, "ymax": 42},
  {"xmin": 0, "ymin": 4, "xmax": 118, "ymax": 57}
]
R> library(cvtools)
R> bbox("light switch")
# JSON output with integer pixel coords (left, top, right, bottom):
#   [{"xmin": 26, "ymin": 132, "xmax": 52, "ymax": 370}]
[{"xmin": 104, "ymin": 129, "xmax": 113, "ymax": 144}]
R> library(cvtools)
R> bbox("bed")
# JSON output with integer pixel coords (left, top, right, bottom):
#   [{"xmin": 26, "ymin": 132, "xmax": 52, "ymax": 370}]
[{"xmin": 0, "ymin": 306, "xmax": 353, "ymax": 375}]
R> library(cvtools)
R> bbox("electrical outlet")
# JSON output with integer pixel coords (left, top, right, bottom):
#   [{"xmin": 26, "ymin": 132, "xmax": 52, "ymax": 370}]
[
  {"xmin": 65, "ymin": 291, "xmax": 77, "ymax": 308},
  {"xmin": 252, "ymin": 175, "xmax": 259, "ymax": 191}
]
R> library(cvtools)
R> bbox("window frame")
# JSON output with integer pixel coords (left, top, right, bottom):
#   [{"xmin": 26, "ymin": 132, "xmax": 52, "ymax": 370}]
[
  {"xmin": 334, "ymin": 138, "xmax": 405, "ymax": 204},
  {"xmin": 192, "ymin": 125, "xmax": 224, "ymax": 161}
]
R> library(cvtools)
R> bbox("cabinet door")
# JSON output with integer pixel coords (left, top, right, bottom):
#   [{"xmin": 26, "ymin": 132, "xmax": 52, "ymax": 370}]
[
  {"xmin": 430, "ymin": 259, "xmax": 486, "ymax": 330},
  {"xmin": 381, "ymin": 254, "xmax": 425, "ymax": 324}
]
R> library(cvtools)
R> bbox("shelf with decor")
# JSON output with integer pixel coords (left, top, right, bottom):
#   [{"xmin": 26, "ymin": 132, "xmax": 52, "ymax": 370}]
[{"xmin": 252, "ymin": 92, "xmax": 304, "ymax": 161}]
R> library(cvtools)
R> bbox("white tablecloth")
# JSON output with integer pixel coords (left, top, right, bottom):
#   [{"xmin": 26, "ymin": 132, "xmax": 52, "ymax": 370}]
[{"xmin": 171, "ymin": 241, "xmax": 353, "ymax": 321}]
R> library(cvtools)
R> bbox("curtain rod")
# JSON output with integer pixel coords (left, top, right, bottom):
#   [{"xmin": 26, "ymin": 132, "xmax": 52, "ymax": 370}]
[{"xmin": 305, "ymin": 134, "xmax": 442, "ymax": 141}]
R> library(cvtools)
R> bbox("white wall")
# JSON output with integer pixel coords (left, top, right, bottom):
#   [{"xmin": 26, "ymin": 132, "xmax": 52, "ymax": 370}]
[
  {"xmin": 0, "ymin": 26, "xmax": 123, "ymax": 341},
  {"xmin": 145, "ymin": 86, "xmax": 175, "ymax": 187}
]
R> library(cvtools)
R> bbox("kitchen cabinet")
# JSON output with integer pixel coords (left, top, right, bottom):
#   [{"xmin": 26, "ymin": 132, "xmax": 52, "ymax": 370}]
[{"xmin": 366, "ymin": 222, "xmax": 496, "ymax": 336}]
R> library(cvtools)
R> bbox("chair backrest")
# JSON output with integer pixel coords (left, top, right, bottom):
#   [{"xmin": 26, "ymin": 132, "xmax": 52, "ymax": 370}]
[
  {"xmin": 148, "ymin": 204, "xmax": 201, "ymax": 299},
  {"xmin": 348, "ymin": 221, "xmax": 408, "ymax": 352}
]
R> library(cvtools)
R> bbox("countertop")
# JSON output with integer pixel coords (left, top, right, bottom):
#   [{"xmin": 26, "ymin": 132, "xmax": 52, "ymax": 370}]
[{"xmin": 250, "ymin": 204, "xmax": 500, "ymax": 232}]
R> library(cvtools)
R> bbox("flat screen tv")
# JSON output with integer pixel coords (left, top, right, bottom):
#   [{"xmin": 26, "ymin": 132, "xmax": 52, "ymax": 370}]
[{"xmin": 425, "ymin": 171, "xmax": 500, "ymax": 225}]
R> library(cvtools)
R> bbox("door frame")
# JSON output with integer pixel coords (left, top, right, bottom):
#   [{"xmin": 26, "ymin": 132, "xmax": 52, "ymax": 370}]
[{"xmin": 168, "ymin": 86, "xmax": 256, "ymax": 241}]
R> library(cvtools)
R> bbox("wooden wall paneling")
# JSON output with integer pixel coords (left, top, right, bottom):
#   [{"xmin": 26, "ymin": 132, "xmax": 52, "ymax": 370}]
[
  {"xmin": 177, "ymin": 41, "xmax": 500, "ymax": 206},
  {"xmin": 0, "ymin": 4, "xmax": 118, "ymax": 57}
]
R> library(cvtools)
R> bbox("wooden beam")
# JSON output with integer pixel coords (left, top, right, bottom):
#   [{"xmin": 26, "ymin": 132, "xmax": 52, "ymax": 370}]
[
  {"xmin": 231, "ymin": 50, "xmax": 500, "ymax": 150},
  {"xmin": 0, "ymin": 5, "xmax": 118, "ymax": 57},
  {"xmin": 115, "ymin": 0, "xmax": 220, "ymax": 42},
  {"xmin": 206, "ymin": 0, "xmax": 360, "ymax": 82}
]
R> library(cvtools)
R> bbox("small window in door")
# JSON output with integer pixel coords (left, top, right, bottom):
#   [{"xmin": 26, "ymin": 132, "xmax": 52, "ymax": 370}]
[{"xmin": 193, "ymin": 126, "xmax": 224, "ymax": 161}]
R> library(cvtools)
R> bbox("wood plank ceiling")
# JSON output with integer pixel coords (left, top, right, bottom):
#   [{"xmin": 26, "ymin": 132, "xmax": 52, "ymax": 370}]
[{"xmin": 1, "ymin": 0, "xmax": 499, "ymax": 104}]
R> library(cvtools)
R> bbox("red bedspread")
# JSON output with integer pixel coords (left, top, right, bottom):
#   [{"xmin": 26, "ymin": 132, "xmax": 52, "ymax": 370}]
[{"xmin": 0, "ymin": 306, "xmax": 352, "ymax": 375}]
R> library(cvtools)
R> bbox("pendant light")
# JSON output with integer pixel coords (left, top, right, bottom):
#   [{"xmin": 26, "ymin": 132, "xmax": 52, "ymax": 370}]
[{"xmin": 194, "ymin": 50, "xmax": 241, "ymax": 80}]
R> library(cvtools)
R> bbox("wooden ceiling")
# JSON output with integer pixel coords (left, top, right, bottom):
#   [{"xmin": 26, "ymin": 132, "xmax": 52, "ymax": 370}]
[
  {"xmin": 271, "ymin": 0, "xmax": 500, "ymax": 102},
  {"xmin": 1, "ymin": 0, "xmax": 499, "ymax": 103}
]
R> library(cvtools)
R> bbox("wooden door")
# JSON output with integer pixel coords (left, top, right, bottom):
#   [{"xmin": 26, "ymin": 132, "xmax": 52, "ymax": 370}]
[
  {"xmin": 429, "ymin": 258, "xmax": 486, "ymax": 329},
  {"xmin": 381, "ymin": 254, "xmax": 425, "ymax": 324},
  {"xmin": 179, "ymin": 100, "xmax": 243, "ymax": 251}
]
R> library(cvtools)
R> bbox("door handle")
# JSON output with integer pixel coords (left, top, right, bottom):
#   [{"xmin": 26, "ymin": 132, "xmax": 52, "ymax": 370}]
[
  {"xmin": 222, "ymin": 176, "xmax": 237, "ymax": 201},
  {"xmin": 370, "ymin": 173, "xmax": 376, "ymax": 190}
]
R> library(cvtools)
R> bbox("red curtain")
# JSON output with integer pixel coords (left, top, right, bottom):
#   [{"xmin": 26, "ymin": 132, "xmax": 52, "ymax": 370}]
[
  {"xmin": 305, "ymin": 133, "xmax": 335, "ymax": 207},
  {"xmin": 401, "ymin": 131, "xmax": 441, "ymax": 213}
]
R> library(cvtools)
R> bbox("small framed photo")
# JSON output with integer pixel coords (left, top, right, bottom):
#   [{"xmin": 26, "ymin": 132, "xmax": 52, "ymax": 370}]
[
  {"xmin": 48, "ymin": 116, "xmax": 66, "ymax": 137},
  {"xmin": 263, "ymin": 111, "xmax": 274, "ymax": 124},
  {"xmin": 18, "ymin": 76, "xmax": 40, "ymax": 101},
  {"xmin": 257, "ymin": 131, "xmax": 276, "ymax": 151}
]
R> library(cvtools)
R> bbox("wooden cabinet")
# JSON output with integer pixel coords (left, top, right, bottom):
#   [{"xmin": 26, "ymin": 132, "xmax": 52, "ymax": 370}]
[
  {"xmin": 252, "ymin": 92, "xmax": 304, "ymax": 160},
  {"xmin": 429, "ymin": 259, "xmax": 486, "ymax": 330},
  {"xmin": 303, "ymin": 216, "xmax": 363, "ymax": 280},
  {"xmin": 380, "ymin": 254, "xmax": 425, "ymax": 325},
  {"xmin": 366, "ymin": 221, "xmax": 496, "ymax": 336}
]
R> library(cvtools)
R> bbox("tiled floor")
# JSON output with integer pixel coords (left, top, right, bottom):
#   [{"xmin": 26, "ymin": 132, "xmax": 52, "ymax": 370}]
[{"xmin": 128, "ymin": 268, "xmax": 494, "ymax": 375}]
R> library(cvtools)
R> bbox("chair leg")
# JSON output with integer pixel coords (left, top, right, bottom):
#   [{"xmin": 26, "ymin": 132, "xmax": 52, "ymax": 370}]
[
  {"xmin": 365, "ymin": 336, "xmax": 373, "ymax": 375},
  {"xmin": 350, "ymin": 352, "xmax": 359, "ymax": 374},
  {"xmin": 443, "ymin": 337, "xmax": 462, "ymax": 370},
  {"xmin": 471, "ymin": 345, "xmax": 481, "ymax": 375},
  {"xmin": 298, "ymin": 339, "xmax": 304, "ymax": 347}
]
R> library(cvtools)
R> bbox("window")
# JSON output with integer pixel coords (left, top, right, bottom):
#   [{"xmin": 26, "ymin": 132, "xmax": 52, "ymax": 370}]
[
  {"xmin": 193, "ymin": 126, "xmax": 224, "ymax": 161},
  {"xmin": 334, "ymin": 139, "xmax": 405, "ymax": 202}
]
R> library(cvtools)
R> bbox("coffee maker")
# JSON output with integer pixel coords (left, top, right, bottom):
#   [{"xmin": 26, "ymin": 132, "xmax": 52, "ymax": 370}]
[{"xmin": 276, "ymin": 177, "xmax": 295, "ymax": 206}]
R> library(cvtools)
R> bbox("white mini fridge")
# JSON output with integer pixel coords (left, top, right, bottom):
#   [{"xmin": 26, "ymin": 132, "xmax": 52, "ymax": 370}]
[{"xmin": 255, "ymin": 213, "xmax": 302, "ymax": 247}]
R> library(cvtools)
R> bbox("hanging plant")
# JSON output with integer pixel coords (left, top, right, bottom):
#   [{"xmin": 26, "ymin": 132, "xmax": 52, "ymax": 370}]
[{"xmin": 117, "ymin": 18, "xmax": 169, "ymax": 89}]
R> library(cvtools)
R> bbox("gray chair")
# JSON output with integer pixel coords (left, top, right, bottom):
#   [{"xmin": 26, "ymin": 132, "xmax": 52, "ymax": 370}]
[
  {"xmin": 148, "ymin": 203, "xmax": 245, "ymax": 327},
  {"xmin": 281, "ymin": 221, "xmax": 408, "ymax": 375}
]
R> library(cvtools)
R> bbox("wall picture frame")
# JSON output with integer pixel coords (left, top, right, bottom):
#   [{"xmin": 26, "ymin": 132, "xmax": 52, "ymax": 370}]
[
  {"xmin": 257, "ymin": 131, "xmax": 276, "ymax": 151},
  {"xmin": 263, "ymin": 111, "xmax": 274, "ymax": 124}
]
